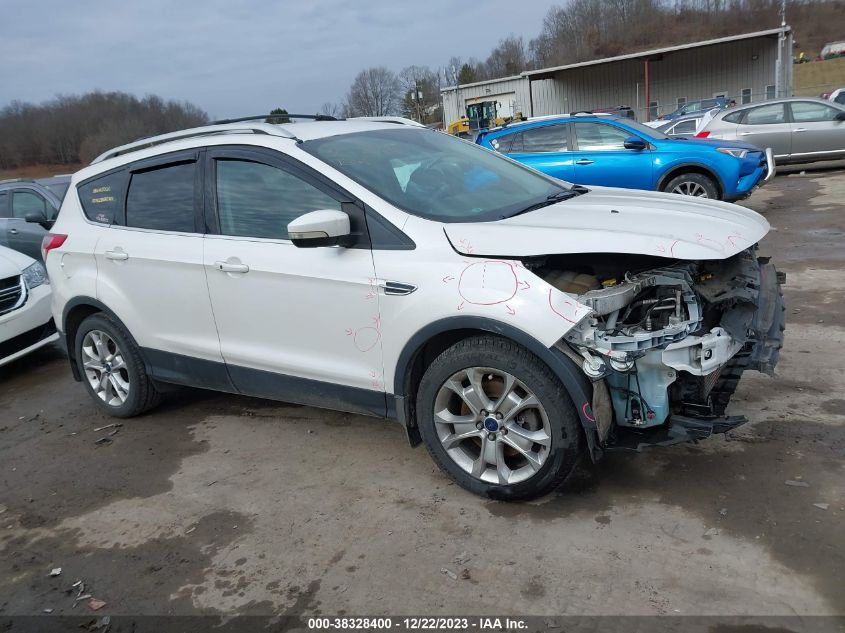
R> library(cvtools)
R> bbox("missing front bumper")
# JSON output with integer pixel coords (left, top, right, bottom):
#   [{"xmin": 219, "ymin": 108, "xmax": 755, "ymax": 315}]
[{"xmin": 606, "ymin": 413, "xmax": 748, "ymax": 452}]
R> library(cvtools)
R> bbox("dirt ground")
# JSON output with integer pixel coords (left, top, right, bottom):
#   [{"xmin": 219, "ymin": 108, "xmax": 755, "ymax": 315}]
[{"xmin": 0, "ymin": 168, "xmax": 843, "ymax": 620}]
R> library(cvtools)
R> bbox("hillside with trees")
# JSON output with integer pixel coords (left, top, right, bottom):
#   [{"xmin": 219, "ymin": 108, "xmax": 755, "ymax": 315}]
[
  {"xmin": 333, "ymin": 0, "xmax": 842, "ymax": 120},
  {"xmin": 0, "ymin": 92, "xmax": 207, "ymax": 170}
]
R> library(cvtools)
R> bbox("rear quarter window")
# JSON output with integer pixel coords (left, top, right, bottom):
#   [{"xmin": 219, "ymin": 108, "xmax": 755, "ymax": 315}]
[
  {"xmin": 78, "ymin": 171, "xmax": 128, "ymax": 224},
  {"xmin": 722, "ymin": 111, "xmax": 744, "ymax": 124}
]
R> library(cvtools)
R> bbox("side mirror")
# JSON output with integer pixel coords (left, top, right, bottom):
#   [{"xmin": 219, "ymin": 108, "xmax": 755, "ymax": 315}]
[
  {"xmin": 25, "ymin": 212, "xmax": 53, "ymax": 230},
  {"xmin": 288, "ymin": 209, "xmax": 352, "ymax": 248},
  {"xmin": 835, "ymin": 111, "xmax": 845, "ymax": 121},
  {"xmin": 623, "ymin": 136, "xmax": 647, "ymax": 150}
]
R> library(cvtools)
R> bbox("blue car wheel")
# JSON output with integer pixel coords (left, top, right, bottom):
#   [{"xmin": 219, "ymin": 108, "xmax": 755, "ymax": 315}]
[{"xmin": 662, "ymin": 172, "xmax": 719, "ymax": 198}]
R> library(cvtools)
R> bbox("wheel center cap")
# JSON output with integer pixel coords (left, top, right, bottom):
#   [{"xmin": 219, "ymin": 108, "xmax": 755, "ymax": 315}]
[
  {"xmin": 483, "ymin": 416, "xmax": 499, "ymax": 432},
  {"xmin": 103, "ymin": 362, "xmax": 112, "ymax": 373}
]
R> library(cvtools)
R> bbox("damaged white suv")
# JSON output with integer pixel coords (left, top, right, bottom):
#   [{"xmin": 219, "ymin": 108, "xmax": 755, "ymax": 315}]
[{"xmin": 45, "ymin": 116, "xmax": 784, "ymax": 500}]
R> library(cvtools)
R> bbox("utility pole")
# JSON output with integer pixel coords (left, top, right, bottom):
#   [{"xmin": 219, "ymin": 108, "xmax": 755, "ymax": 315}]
[{"xmin": 775, "ymin": 0, "xmax": 787, "ymax": 98}]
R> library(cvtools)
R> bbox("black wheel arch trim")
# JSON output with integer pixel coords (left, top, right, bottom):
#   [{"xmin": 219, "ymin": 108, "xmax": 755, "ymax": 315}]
[
  {"xmin": 61, "ymin": 296, "xmax": 153, "ymax": 382},
  {"xmin": 394, "ymin": 316, "xmax": 603, "ymax": 461},
  {"xmin": 657, "ymin": 162, "xmax": 725, "ymax": 197}
]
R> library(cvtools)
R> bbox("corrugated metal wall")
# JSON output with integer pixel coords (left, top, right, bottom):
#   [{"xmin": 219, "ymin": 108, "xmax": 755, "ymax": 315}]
[
  {"xmin": 442, "ymin": 77, "xmax": 531, "ymax": 124},
  {"xmin": 530, "ymin": 35, "xmax": 782, "ymax": 119}
]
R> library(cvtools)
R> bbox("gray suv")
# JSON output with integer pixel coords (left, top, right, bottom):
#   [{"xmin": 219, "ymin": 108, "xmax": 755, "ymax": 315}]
[
  {"xmin": 700, "ymin": 97, "xmax": 845, "ymax": 164},
  {"xmin": 0, "ymin": 178, "xmax": 66, "ymax": 261}
]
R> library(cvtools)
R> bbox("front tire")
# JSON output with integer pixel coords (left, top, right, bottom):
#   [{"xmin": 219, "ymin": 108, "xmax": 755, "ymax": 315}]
[
  {"xmin": 663, "ymin": 172, "xmax": 719, "ymax": 199},
  {"xmin": 75, "ymin": 313, "xmax": 160, "ymax": 417},
  {"xmin": 416, "ymin": 335, "xmax": 582, "ymax": 501}
]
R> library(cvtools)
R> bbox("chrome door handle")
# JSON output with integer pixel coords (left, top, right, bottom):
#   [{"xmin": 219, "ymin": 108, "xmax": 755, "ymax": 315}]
[
  {"xmin": 8, "ymin": 228, "xmax": 18, "ymax": 235},
  {"xmin": 104, "ymin": 250, "xmax": 129, "ymax": 261},
  {"xmin": 215, "ymin": 261, "xmax": 249, "ymax": 273},
  {"xmin": 793, "ymin": 128, "xmax": 807, "ymax": 132},
  {"xmin": 575, "ymin": 159, "xmax": 594, "ymax": 165}
]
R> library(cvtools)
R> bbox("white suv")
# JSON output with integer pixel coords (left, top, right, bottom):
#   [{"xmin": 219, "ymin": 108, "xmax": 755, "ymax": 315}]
[{"xmin": 45, "ymin": 115, "xmax": 784, "ymax": 500}]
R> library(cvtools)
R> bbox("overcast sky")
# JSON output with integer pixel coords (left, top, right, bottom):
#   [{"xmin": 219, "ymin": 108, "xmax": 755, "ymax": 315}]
[{"xmin": 0, "ymin": 0, "xmax": 552, "ymax": 118}]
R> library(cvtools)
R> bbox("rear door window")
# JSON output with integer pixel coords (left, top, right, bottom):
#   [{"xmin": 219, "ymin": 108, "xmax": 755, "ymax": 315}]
[
  {"xmin": 0, "ymin": 192, "xmax": 9, "ymax": 218},
  {"xmin": 489, "ymin": 135, "xmax": 514, "ymax": 153},
  {"xmin": 520, "ymin": 125, "xmax": 569, "ymax": 153},
  {"xmin": 125, "ymin": 161, "xmax": 196, "ymax": 232},
  {"xmin": 744, "ymin": 104, "xmax": 786, "ymax": 125}
]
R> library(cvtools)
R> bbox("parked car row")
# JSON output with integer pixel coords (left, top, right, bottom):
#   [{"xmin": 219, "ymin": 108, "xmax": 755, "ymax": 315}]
[
  {"xmin": 0, "ymin": 176, "xmax": 70, "ymax": 261},
  {"xmin": 697, "ymin": 97, "xmax": 845, "ymax": 164},
  {"xmin": 476, "ymin": 111, "xmax": 775, "ymax": 200}
]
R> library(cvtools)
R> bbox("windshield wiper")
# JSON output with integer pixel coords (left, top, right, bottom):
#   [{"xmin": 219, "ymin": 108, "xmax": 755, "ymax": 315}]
[{"xmin": 508, "ymin": 185, "xmax": 589, "ymax": 217}]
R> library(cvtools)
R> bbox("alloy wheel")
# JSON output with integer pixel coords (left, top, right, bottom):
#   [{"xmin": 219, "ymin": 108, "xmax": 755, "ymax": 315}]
[
  {"xmin": 671, "ymin": 180, "xmax": 709, "ymax": 197},
  {"xmin": 433, "ymin": 367, "xmax": 552, "ymax": 485},
  {"xmin": 81, "ymin": 330, "xmax": 130, "ymax": 406}
]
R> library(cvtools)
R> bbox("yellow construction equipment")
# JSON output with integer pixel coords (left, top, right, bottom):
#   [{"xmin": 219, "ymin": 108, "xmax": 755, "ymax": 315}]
[{"xmin": 447, "ymin": 100, "xmax": 524, "ymax": 137}]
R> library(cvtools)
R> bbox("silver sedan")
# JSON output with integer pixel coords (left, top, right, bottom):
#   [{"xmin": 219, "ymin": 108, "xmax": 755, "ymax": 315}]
[{"xmin": 700, "ymin": 97, "xmax": 845, "ymax": 164}]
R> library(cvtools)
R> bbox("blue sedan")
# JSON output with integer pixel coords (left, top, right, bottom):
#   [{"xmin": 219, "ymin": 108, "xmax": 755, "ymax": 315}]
[{"xmin": 476, "ymin": 114, "xmax": 775, "ymax": 201}]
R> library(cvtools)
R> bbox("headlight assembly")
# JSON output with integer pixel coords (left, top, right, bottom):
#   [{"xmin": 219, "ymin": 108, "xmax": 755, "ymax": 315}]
[
  {"xmin": 22, "ymin": 261, "xmax": 49, "ymax": 289},
  {"xmin": 716, "ymin": 147, "xmax": 749, "ymax": 159}
]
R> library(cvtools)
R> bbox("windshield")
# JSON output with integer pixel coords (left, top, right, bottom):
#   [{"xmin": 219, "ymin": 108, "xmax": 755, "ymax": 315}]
[{"xmin": 302, "ymin": 128, "xmax": 569, "ymax": 222}]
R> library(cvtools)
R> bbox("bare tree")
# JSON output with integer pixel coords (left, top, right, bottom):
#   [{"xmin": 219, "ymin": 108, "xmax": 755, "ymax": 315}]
[
  {"xmin": 398, "ymin": 65, "xmax": 441, "ymax": 122},
  {"xmin": 345, "ymin": 67, "xmax": 400, "ymax": 117},
  {"xmin": 0, "ymin": 91, "xmax": 208, "ymax": 169},
  {"xmin": 320, "ymin": 102, "xmax": 345, "ymax": 118},
  {"xmin": 483, "ymin": 35, "xmax": 529, "ymax": 78}
]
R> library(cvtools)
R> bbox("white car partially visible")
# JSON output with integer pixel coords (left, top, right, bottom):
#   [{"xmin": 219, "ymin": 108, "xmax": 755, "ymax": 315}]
[{"xmin": 0, "ymin": 245, "xmax": 58, "ymax": 367}]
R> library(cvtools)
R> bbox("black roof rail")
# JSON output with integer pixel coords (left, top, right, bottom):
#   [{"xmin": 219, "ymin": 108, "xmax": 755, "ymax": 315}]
[{"xmin": 212, "ymin": 113, "xmax": 339, "ymax": 125}]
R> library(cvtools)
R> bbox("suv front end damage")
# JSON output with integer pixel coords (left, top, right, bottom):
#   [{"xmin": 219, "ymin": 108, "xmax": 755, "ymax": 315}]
[{"xmin": 532, "ymin": 248, "xmax": 785, "ymax": 452}]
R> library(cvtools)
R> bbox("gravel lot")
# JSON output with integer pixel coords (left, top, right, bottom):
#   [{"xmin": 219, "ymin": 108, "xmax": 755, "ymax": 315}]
[{"xmin": 1, "ymin": 168, "xmax": 843, "ymax": 618}]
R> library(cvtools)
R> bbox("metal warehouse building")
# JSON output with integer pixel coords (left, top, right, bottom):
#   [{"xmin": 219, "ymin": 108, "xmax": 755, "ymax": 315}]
[{"xmin": 442, "ymin": 27, "xmax": 793, "ymax": 123}]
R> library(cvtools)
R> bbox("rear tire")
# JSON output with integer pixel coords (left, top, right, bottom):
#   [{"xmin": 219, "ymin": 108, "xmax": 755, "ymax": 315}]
[
  {"xmin": 663, "ymin": 172, "xmax": 719, "ymax": 199},
  {"xmin": 74, "ymin": 313, "xmax": 160, "ymax": 417},
  {"xmin": 416, "ymin": 335, "xmax": 582, "ymax": 501}
]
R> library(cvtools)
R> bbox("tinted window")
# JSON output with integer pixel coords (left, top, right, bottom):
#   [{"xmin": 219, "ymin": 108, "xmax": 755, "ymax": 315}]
[
  {"xmin": 216, "ymin": 160, "xmax": 340, "ymax": 240},
  {"xmin": 723, "ymin": 111, "xmax": 744, "ymax": 124},
  {"xmin": 573, "ymin": 123, "xmax": 630, "ymax": 150},
  {"xmin": 835, "ymin": 92, "xmax": 845, "ymax": 105},
  {"xmin": 744, "ymin": 104, "xmax": 786, "ymax": 125},
  {"xmin": 0, "ymin": 192, "xmax": 8, "ymax": 218},
  {"xmin": 519, "ymin": 125, "xmax": 569, "ymax": 153},
  {"xmin": 126, "ymin": 162, "xmax": 195, "ymax": 232},
  {"xmin": 78, "ymin": 171, "xmax": 125, "ymax": 224},
  {"xmin": 12, "ymin": 191, "xmax": 47, "ymax": 219},
  {"xmin": 303, "ymin": 128, "xmax": 566, "ymax": 222},
  {"xmin": 45, "ymin": 182, "xmax": 70, "ymax": 200},
  {"xmin": 790, "ymin": 101, "xmax": 840, "ymax": 122},
  {"xmin": 489, "ymin": 135, "xmax": 514, "ymax": 153}
]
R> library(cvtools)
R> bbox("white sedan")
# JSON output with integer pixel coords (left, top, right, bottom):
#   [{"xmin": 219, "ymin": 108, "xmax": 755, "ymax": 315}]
[{"xmin": 0, "ymin": 244, "xmax": 58, "ymax": 367}]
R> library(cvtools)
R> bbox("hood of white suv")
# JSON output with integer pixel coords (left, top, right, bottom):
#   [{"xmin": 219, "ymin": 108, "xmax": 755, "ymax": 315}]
[
  {"xmin": 444, "ymin": 187, "xmax": 769, "ymax": 261},
  {"xmin": 0, "ymin": 245, "xmax": 33, "ymax": 277}
]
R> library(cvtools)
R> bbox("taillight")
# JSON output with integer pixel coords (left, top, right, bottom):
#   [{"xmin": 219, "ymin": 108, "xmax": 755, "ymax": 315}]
[
  {"xmin": 695, "ymin": 131, "xmax": 711, "ymax": 138},
  {"xmin": 41, "ymin": 233, "xmax": 67, "ymax": 261}
]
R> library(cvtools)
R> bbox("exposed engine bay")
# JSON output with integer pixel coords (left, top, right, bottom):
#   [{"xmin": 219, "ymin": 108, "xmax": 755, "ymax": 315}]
[{"xmin": 525, "ymin": 249, "xmax": 785, "ymax": 448}]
